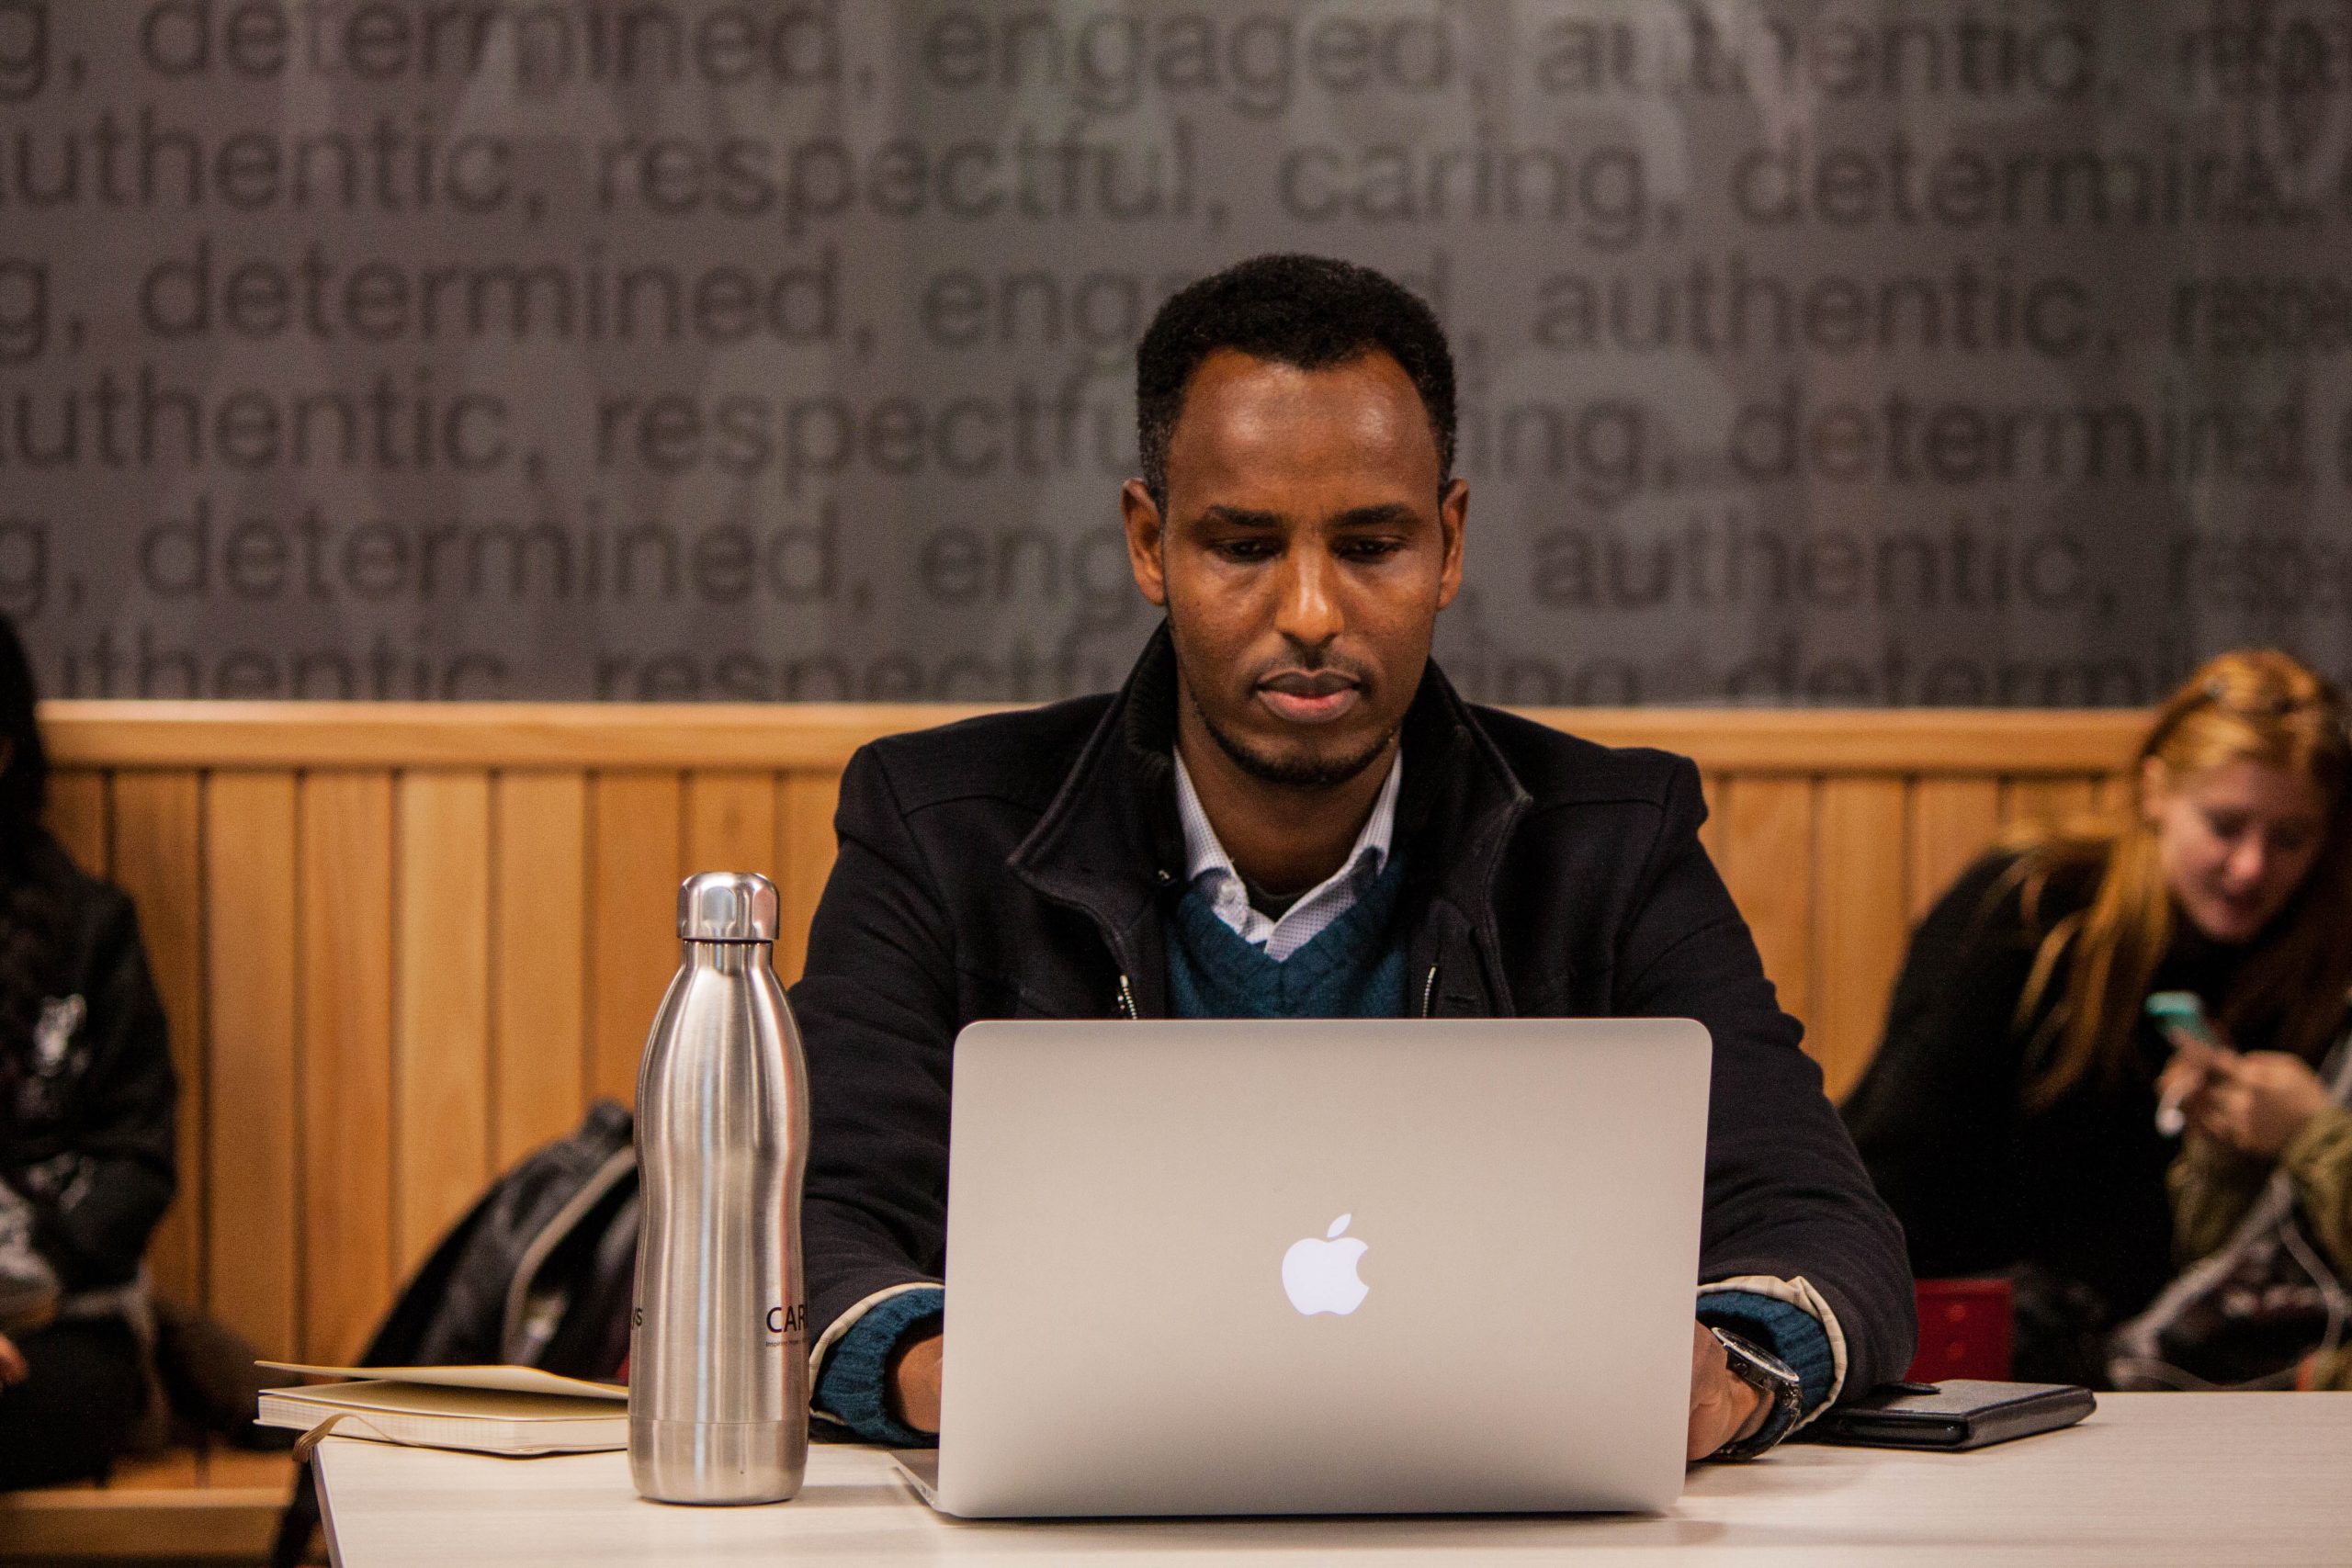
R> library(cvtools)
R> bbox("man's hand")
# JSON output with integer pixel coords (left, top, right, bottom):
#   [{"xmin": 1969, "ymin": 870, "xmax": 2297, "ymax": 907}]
[
  {"xmin": 0, "ymin": 1331, "xmax": 28, "ymax": 1389},
  {"xmin": 2188, "ymin": 1051, "xmax": 2333, "ymax": 1159},
  {"xmin": 1687, "ymin": 1320, "xmax": 1767, "ymax": 1461},
  {"xmin": 894, "ymin": 1323, "xmax": 1776, "ymax": 1456},
  {"xmin": 888, "ymin": 1333, "xmax": 943, "ymax": 1435}
]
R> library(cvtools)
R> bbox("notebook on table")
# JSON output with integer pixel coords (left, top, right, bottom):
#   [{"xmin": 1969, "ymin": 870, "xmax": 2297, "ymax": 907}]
[{"xmin": 255, "ymin": 1361, "xmax": 627, "ymax": 1455}]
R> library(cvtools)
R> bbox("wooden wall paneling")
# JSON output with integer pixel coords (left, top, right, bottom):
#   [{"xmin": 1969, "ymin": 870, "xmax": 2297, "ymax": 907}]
[
  {"xmin": 492, "ymin": 773, "xmax": 590, "ymax": 1168},
  {"xmin": 777, "ymin": 773, "xmax": 842, "ymax": 986},
  {"xmin": 41, "ymin": 703, "xmax": 2152, "ymax": 773},
  {"xmin": 392, "ymin": 773, "xmax": 493, "ymax": 1279},
  {"xmin": 42, "ymin": 705, "xmax": 2182, "ymax": 1393},
  {"xmin": 296, "ymin": 773, "xmax": 394, "ymax": 1363},
  {"xmin": 108, "ymin": 773, "xmax": 206, "ymax": 1309},
  {"xmin": 1718, "ymin": 777, "xmax": 1816, "ymax": 1041},
  {"xmin": 588, "ymin": 773, "xmax": 683, "ymax": 1105},
  {"xmin": 684, "ymin": 771, "xmax": 780, "ymax": 884},
  {"xmin": 1697, "ymin": 773, "xmax": 1727, "ymax": 866},
  {"xmin": 47, "ymin": 771, "xmax": 109, "ymax": 874},
  {"xmin": 1906, "ymin": 778, "xmax": 2005, "ymax": 919},
  {"xmin": 202, "ymin": 773, "xmax": 300, "ymax": 1359},
  {"xmin": 2003, "ymin": 775, "xmax": 2101, "ymax": 832},
  {"xmin": 1813, "ymin": 778, "xmax": 1911, "ymax": 1100}
]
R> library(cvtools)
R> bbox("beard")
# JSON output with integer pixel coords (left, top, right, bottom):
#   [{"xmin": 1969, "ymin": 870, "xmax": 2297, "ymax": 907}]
[{"xmin": 1183, "ymin": 676, "xmax": 1396, "ymax": 790}]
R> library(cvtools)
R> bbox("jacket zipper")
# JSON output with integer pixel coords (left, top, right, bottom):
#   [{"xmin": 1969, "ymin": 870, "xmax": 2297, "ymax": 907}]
[
  {"xmin": 1115, "ymin": 973, "xmax": 1139, "ymax": 1020},
  {"xmin": 1420, "ymin": 964, "xmax": 1440, "ymax": 1018}
]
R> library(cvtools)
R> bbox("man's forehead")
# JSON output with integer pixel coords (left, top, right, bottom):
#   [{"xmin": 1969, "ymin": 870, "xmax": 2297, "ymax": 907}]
[{"xmin": 1162, "ymin": 349, "xmax": 1443, "ymax": 502}]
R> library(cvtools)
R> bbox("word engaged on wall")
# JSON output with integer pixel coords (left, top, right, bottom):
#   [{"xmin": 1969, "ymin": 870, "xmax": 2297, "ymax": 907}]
[{"xmin": 3, "ymin": 0, "xmax": 2350, "ymax": 703}]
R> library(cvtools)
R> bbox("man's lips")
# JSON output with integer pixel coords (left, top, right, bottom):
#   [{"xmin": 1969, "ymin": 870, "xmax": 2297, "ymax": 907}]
[{"xmin": 1256, "ymin": 671, "xmax": 1363, "ymax": 725}]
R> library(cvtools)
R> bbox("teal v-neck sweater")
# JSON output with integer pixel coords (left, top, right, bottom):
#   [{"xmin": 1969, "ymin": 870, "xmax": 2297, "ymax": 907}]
[{"xmin": 1164, "ymin": 854, "xmax": 1409, "ymax": 1020}]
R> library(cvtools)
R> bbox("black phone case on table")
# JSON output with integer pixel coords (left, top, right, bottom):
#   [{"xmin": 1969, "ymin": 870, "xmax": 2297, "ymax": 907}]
[{"xmin": 1808, "ymin": 1380, "xmax": 2097, "ymax": 1450}]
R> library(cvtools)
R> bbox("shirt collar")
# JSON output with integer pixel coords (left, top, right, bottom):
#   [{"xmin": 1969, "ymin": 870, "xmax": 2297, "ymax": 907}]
[{"xmin": 1171, "ymin": 746, "xmax": 1403, "ymax": 892}]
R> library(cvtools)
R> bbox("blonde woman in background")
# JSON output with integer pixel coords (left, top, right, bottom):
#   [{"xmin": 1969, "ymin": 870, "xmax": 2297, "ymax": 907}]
[{"xmin": 1844, "ymin": 650, "xmax": 2352, "ymax": 1383}]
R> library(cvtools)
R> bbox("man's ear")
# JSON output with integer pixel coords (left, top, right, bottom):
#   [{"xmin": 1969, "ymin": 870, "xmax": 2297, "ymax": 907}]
[
  {"xmin": 1434, "ymin": 477, "xmax": 1468, "ymax": 611},
  {"xmin": 1123, "ymin": 479, "xmax": 1169, "ymax": 608}
]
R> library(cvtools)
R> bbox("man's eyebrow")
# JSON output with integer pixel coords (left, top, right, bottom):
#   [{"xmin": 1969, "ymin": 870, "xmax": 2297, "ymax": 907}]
[
  {"xmin": 1196, "ymin": 505, "xmax": 1283, "ymax": 528},
  {"xmin": 1191, "ymin": 502, "xmax": 1422, "ymax": 530},
  {"xmin": 1329, "ymin": 503, "xmax": 1420, "ymax": 529}
]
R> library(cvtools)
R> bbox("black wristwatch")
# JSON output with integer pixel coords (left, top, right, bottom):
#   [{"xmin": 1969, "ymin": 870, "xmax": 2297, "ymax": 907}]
[{"xmin": 1708, "ymin": 1327, "xmax": 1806, "ymax": 1461}]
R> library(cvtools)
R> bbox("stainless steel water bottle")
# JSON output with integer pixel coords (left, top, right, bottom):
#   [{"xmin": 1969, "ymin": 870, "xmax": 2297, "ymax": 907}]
[{"xmin": 629, "ymin": 872, "xmax": 809, "ymax": 1505}]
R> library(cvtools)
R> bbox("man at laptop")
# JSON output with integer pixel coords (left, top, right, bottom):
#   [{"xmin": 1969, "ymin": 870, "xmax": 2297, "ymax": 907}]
[{"xmin": 792, "ymin": 254, "xmax": 1914, "ymax": 1464}]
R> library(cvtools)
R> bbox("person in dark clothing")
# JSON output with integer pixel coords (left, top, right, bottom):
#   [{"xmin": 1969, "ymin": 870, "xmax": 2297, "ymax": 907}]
[
  {"xmin": 791, "ymin": 254, "xmax": 1914, "ymax": 1465},
  {"xmin": 0, "ymin": 615, "xmax": 177, "ymax": 1489},
  {"xmin": 1845, "ymin": 649, "xmax": 2352, "ymax": 1383}
]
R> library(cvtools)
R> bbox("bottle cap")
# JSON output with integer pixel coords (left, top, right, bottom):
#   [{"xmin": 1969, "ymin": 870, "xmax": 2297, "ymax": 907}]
[{"xmin": 677, "ymin": 872, "xmax": 779, "ymax": 942}]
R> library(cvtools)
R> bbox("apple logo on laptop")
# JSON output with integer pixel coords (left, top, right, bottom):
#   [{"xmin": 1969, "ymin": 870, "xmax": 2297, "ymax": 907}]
[{"xmin": 1282, "ymin": 1214, "xmax": 1370, "ymax": 1315}]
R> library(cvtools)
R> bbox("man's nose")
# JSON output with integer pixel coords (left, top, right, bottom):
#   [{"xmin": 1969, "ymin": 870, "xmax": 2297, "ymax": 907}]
[{"xmin": 1272, "ymin": 550, "xmax": 1343, "ymax": 650}]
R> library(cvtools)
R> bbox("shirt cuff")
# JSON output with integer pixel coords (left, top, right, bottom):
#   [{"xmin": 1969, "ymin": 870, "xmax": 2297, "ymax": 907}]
[
  {"xmin": 1698, "ymin": 1278, "xmax": 1842, "ymax": 1420},
  {"xmin": 810, "ymin": 1285, "xmax": 944, "ymax": 1447}
]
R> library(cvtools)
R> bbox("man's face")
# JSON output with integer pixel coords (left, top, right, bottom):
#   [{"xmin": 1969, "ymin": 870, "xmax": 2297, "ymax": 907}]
[{"xmin": 1123, "ymin": 349, "xmax": 1466, "ymax": 787}]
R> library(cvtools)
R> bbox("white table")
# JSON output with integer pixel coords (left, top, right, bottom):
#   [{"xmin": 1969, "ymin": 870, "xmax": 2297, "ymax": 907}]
[{"xmin": 314, "ymin": 1393, "xmax": 2352, "ymax": 1566}]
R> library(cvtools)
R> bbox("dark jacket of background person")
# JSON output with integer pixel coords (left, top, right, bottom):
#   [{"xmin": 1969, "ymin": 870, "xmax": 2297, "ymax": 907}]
[
  {"xmin": 0, "ymin": 825, "xmax": 177, "ymax": 1489},
  {"xmin": 791, "ymin": 627, "xmax": 1917, "ymax": 1396},
  {"xmin": 0, "ymin": 829, "xmax": 177, "ymax": 1294},
  {"xmin": 1844, "ymin": 850, "xmax": 2290, "ymax": 1377}
]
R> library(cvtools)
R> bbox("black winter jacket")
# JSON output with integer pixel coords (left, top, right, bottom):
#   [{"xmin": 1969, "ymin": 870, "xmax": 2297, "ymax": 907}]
[
  {"xmin": 792, "ymin": 628, "xmax": 1915, "ymax": 1394},
  {"xmin": 0, "ymin": 829, "xmax": 176, "ymax": 1292}
]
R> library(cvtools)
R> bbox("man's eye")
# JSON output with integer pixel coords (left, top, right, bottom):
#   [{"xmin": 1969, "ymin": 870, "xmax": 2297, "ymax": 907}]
[
  {"xmin": 1216, "ymin": 539, "xmax": 1277, "ymax": 562},
  {"xmin": 2206, "ymin": 812, "xmax": 2248, "ymax": 840},
  {"xmin": 1339, "ymin": 538, "xmax": 1405, "ymax": 561}
]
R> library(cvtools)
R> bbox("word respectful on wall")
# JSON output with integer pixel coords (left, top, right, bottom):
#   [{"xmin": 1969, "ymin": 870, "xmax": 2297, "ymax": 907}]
[{"xmin": 2, "ymin": 0, "xmax": 2349, "ymax": 702}]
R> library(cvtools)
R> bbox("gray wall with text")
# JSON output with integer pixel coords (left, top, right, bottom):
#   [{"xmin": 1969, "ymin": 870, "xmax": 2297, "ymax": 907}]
[{"xmin": 2, "ymin": 0, "xmax": 2346, "ymax": 704}]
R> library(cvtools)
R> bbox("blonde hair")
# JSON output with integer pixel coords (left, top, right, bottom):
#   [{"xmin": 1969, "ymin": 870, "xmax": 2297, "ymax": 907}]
[{"xmin": 2007, "ymin": 649, "xmax": 2352, "ymax": 1111}]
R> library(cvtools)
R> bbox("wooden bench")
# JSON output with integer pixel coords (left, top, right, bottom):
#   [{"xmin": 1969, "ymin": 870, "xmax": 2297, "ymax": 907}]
[
  {"xmin": 0, "ymin": 1450, "xmax": 295, "ymax": 1562},
  {"xmin": 0, "ymin": 702, "xmax": 2143, "ymax": 1559}
]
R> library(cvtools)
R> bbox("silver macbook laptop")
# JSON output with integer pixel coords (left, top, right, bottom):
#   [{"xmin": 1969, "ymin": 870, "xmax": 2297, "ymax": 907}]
[{"xmin": 893, "ymin": 1017, "xmax": 1713, "ymax": 1517}]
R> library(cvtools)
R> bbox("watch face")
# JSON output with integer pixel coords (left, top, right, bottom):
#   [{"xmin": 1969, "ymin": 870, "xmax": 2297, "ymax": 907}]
[
  {"xmin": 1712, "ymin": 1330, "xmax": 1804, "ymax": 1459},
  {"xmin": 1716, "ymin": 1330, "xmax": 1794, "ymax": 1388}
]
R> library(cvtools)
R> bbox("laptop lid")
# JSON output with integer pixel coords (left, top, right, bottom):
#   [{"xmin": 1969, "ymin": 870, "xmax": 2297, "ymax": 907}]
[{"xmin": 930, "ymin": 1018, "xmax": 1712, "ymax": 1517}]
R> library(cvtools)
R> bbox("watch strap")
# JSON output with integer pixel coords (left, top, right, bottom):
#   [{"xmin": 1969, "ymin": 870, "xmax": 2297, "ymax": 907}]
[{"xmin": 1709, "ymin": 1326, "xmax": 1805, "ymax": 1461}]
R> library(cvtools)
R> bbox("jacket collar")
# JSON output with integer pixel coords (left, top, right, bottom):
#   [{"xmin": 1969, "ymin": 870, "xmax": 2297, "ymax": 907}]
[{"xmin": 1009, "ymin": 624, "xmax": 1532, "ymax": 1003}]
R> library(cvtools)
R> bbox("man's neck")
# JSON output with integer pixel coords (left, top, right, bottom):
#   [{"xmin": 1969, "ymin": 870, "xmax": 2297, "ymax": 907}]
[{"xmin": 1174, "ymin": 703, "xmax": 1396, "ymax": 896}]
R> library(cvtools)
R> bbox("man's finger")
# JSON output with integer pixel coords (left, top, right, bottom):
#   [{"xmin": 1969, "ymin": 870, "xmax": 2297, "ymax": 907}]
[
  {"xmin": 1686, "ymin": 1322, "xmax": 1724, "ymax": 1461},
  {"xmin": 0, "ymin": 1334, "xmax": 27, "ymax": 1387}
]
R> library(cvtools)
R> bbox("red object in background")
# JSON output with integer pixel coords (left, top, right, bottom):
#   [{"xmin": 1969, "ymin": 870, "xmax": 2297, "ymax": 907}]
[{"xmin": 1905, "ymin": 1278, "xmax": 2013, "ymax": 1382}]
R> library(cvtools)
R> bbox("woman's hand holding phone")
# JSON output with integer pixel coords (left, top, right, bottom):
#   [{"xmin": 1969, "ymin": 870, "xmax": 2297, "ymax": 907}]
[
  {"xmin": 2149, "ymin": 992, "xmax": 2231, "ymax": 1137},
  {"xmin": 2148, "ymin": 991, "xmax": 2333, "ymax": 1157},
  {"xmin": 2186, "ymin": 1052, "xmax": 2333, "ymax": 1159}
]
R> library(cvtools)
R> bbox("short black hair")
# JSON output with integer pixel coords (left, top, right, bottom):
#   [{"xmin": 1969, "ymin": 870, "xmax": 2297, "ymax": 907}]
[{"xmin": 1136, "ymin": 254, "xmax": 1456, "ymax": 510}]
